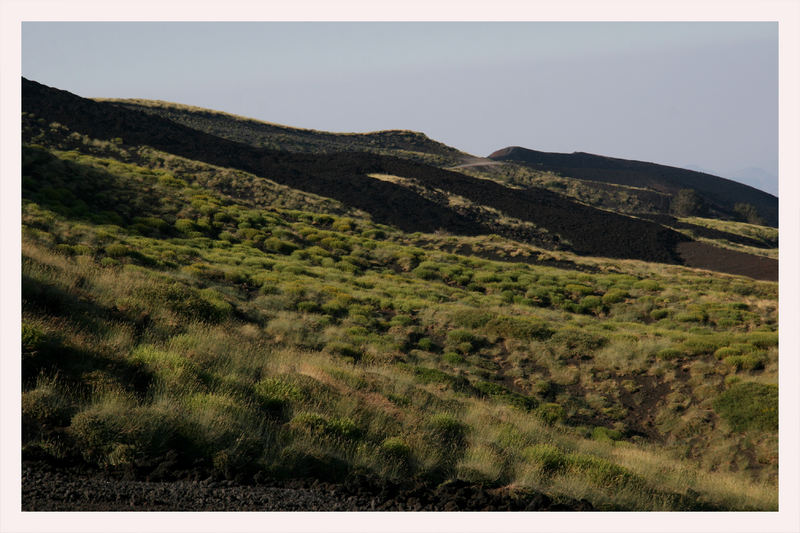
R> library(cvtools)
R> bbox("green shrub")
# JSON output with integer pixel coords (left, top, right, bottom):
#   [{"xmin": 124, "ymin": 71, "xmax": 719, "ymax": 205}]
[
  {"xmin": 448, "ymin": 308, "xmax": 493, "ymax": 328},
  {"xmin": 473, "ymin": 381, "xmax": 537, "ymax": 411},
  {"xmin": 446, "ymin": 329, "xmax": 479, "ymax": 345},
  {"xmin": 565, "ymin": 283, "xmax": 594, "ymax": 297},
  {"xmin": 534, "ymin": 380, "xmax": 555, "ymax": 398},
  {"xmin": 633, "ymin": 279, "xmax": 661, "ymax": 292},
  {"xmin": 525, "ymin": 287, "xmax": 551, "ymax": 307},
  {"xmin": 254, "ymin": 377, "xmax": 302, "ymax": 419},
  {"xmin": 522, "ymin": 443, "xmax": 567, "ymax": 475},
  {"xmin": 602, "ymin": 289, "xmax": 628, "ymax": 304},
  {"xmin": 443, "ymin": 352, "xmax": 465, "ymax": 365},
  {"xmin": 380, "ymin": 437, "xmax": 411, "ymax": 462},
  {"xmin": 21, "ymin": 322, "xmax": 45, "ymax": 353},
  {"xmin": 296, "ymin": 301, "xmax": 320, "ymax": 314},
  {"xmin": 723, "ymin": 353, "xmax": 767, "ymax": 372},
  {"xmin": 104, "ymin": 243, "xmax": 129, "ymax": 257},
  {"xmin": 411, "ymin": 366, "xmax": 455, "ymax": 386},
  {"xmin": 326, "ymin": 417, "xmax": 362, "ymax": 441},
  {"xmin": 417, "ymin": 337, "xmax": 435, "ymax": 351},
  {"xmin": 578, "ymin": 295, "xmax": 604, "ymax": 314},
  {"xmin": 548, "ymin": 329, "xmax": 607, "ymax": 356},
  {"xmin": 427, "ymin": 414, "xmax": 467, "ymax": 455},
  {"xmin": 289, "ymin": 412, "xmax": 329, "ymax": 435},
  {"xmin": 656, "ymin": 348, "xmax": 683, "ymax": 360},
  {"xmin": 567, "ymin": 454, "xmax": 640, "ymax": 488},
  {"xmin": 650, "ymin": 308, "xmax": 670, "ymax": 320},
  {"xmin": 69, "ymin": 405, "xmax": 180, "ymax": 467},
  {"xmin": 22, "ymin": 382, "xmax": 72, "ymax": 426},
  {"xmin": 537, "ymin": 403, "xmax": 565, "ymax": 425},
  {"xmin": 485, "ymin": 316, "xmax": 553, "ymax": 341},
  {"xmin": 174, "ymin": 218, "xmax": 196, "ymax": 234},
  {"xmin": 714, "ymin": 346, "xmax": 742, "ymax": 359},
  {"xmin": 713, "ymin": 382, "xmax": 778, "ymax": 432},
  {"xmin": 325, "ymin": 342, "xmax": 363, "ymax": 362},
  {"xmin": 679, "ymin": 337, "xmax": 721, "ymax": 356},
  {"xmin": 263, "ymin": 237, "xmax": 298, "ymax": 255},
  {"xmin": 412, "ymin": 264, "xmax": 440, "ymax": 280},
  {"xmin": 591, "ymin": 426, "xmax": 623, "ymax": 442},
  {"xmin": 675, "ymin": 311, "xmax": 707, "ymax": 323},
  {"xmin": 748, "ymin": 332, "xmax": 778, "ymax": 349}
]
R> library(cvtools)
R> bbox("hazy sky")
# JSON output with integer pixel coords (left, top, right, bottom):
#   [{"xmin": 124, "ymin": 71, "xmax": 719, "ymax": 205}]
[{"xmin": 22, "ymin": 22, "xmax": 778, "ymax": 195}]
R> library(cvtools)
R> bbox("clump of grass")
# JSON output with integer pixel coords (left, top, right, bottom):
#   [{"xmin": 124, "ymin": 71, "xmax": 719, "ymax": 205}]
[
  {"xmin": 289, "ymin": 412, "xmax": 362, "ymax": 442},
  {"xmin": 425, "ymin": 413, "xmax": 468, "ymax": 472},
  {"xmin": 473, "ymin": 380, "xmax": 537, "ymax": 411},
  {"xmin": 566, "ymin": 453, "xmax": 642, "ymax": 489},
  {"xmin": 748, "ymin": 332, "xmax": 778, "ymax": 349},
  {"xmin": 522, "ymin": 443, "xmax": 567, "ymax": 477},
  {"xmin": 485, "ymin": 315, "xmax": 553, "ymax": 341},
  {"xmin": 723, "ymin": 353, "xmax": 767, "ymax": 372},
  {"xmin": 254, "ymin": 377, "xmax": 301, "ymax": 419},
  {"xmin": 22, "ymin": 375, "xmax": 73, "ymax": 429},
  {"xmin": 713, "ymin": 382, "xmax": 777, "ymax": 432},
  {"xmin": 378, "ymin": 437, "xmax": 414, "ymax": 479},
  {"xmin": 602, "ymin": 288, "xmax": 628, "ymax": 304}
]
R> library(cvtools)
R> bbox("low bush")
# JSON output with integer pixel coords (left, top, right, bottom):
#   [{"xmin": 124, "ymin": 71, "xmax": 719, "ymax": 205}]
[
  {"xmin": 566, "ymin": 453, "xmax": 641, "ymax": 489},
  {"xmin": 713, "ymin": 382, "xmax": 778, "ymax": 432},
  {"xmin": 473, "ymin": 381, "xmax": 537, "ymax": 411},
  {"xmin": 426, "ymin": 414, "xmax": 468, "ymax": 457},
  {"xmin": 254, "ymin": 377, "xmax": 302, "ymax": 419},
  {"xmin": 104, "ymin": 243, "xmax": 129, "ymax": 257},
  {"xmin": 485, "ymin": 316, "xmax": 553, "ymax": 341},
  {"xmin": 537, "ymin": 402, "xmax": 565, "ymax": 425},
  {"xmin": 591, "ymin": 426, "xmax": 623, "ymax": 442},
  {"xmin": 748, "ymin": 332, "xmax": 778, "ymax": 349},
  {"xmin": 723, "ymin": 353, "xmax": 767, "ymax": 372},
  {"xmin": 522, "ymin": 443, "xmax": 567, "ymax": 476},
  {"xmin": 656, "ymin": 348, "xmax": 683, "ymax": 360},
  {"xmin": 548, "ymin": 328, "xmax": 607, "ymax": 357},
  {"xmin": 602, "ymin": 289, "xmax": 628, "ymax": 304},
  {"xmin": 378, "ymin": 437, "xmax": 413, "ymax": 478}
]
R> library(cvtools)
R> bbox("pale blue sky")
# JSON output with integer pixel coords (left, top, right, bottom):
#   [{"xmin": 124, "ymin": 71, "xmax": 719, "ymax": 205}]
[{"xmin": 22, "ymin": 22, "xmax": 778, "ymax": 194}]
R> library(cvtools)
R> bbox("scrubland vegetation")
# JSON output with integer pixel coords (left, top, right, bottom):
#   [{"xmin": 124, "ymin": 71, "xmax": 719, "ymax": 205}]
[{"xmin": 21, "ymin": 134, "xmax": 778, "ymax": 510}]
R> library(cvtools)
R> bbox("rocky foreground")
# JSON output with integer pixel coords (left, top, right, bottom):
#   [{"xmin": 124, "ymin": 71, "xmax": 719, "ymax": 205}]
[{"xmin": 22, "ymin": 461, "xmax": 593, "ymax": 512}]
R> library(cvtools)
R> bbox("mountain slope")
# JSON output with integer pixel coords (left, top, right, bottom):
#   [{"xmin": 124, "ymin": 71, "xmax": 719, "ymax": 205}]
[
  {"xmin": 22, "ymin": 78, "xmax": 688, "ymax": 265},
  {"xmin": 19, "ymin": 78, "xmax": 779, "ymax": 511},
  {"xmin": 96, "ymin": 98, "xmax": 473, "ymax": 166},
  {"xmin": 488, "ymin": 146, "xmax": 778, "ymax": 227}
]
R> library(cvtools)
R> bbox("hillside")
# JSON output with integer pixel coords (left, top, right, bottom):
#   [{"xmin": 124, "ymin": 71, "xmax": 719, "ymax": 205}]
[
  {"xmin": 488, "ymin": 146, "xmax": 778, "ymax": 227},
  {"xmin": 20, "ymin": 78, "xmax": 779, "ymax": 511},
  {"xmin": 96, "ymin": 98, "xmax": 473, "ymax": 166},
  {"xmin": 22, "ymin": 79, "xmax": 776, "ymax": 281}
]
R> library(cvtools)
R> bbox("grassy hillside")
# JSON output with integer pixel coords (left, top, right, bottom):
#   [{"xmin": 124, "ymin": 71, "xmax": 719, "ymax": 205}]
[
  {"xmin": 20, "ymin": 77, "xmax": 779, "ymax": 511},
  {"xmin": 23, "ymin": 79, "xmax": 694, "ymax": 266},
  {"xmin": 21, "ymin": 140, "xmax": 778, "ymax": 510}
]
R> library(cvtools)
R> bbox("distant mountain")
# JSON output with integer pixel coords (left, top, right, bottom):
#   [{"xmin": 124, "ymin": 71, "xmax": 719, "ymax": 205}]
[
  {"xmin": 95, "ymin": 98, "xmax": 473, "ymax": 166},
  {"xmin": 489, "ymin": 147, "xmax": 778, "ymax": 227}
]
